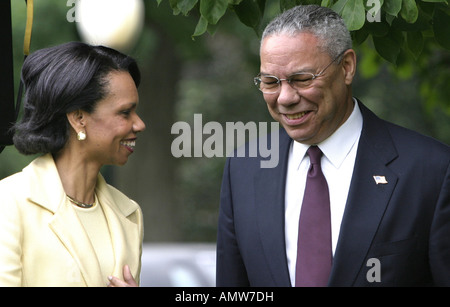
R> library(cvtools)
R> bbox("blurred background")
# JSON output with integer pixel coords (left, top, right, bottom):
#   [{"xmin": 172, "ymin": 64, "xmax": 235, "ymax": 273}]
[{"xmin": 1, "ymin": 0, "xmax": 449, "ymax": 285}]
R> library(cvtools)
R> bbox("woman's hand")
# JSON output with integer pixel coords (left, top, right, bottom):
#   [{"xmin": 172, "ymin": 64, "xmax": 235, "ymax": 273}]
[{"xmin": 107, "ymin": 265, "xmax": 138, "ymax": 287}]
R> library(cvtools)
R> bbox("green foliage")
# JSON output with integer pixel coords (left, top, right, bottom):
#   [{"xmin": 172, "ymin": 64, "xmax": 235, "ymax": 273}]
[
  {"xmin": 332, "ymin": 0, "xmax": 366, "ymax": 31},
  {"xmin": 433, "ymin": 7, "xmax": 450, "ymax": 49},
  {"xmin": 163, "ymin": 0, "xmax": 450, "ymax": 118},
  {"xmin": 164, "ymin": 0, "xmax": 450, "ymax": 63}
]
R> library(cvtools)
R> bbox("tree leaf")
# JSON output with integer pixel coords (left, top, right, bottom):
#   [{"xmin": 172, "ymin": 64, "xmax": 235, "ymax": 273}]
[
  {"xmin": 372, "ymin": 30, "xmax": 403, "ymax": 63},
  {"xmin": 200, "ymin": 0, "xmax": 228, "ymax": 25},
  {"xmin": 331, "ymin": 0, "xmax": 350, "ymax": 14},
  {"xmin": 192, "ymin": 15, "xmax": 208, "ymax": 39},
  {"xmin": 391, "ymin": 11, "xmax": 432, "ymax": 31},
  {"xmin": 352, "ymin": 27, "xmax": 369, "ymax": 45},
  {"xmin": 321, "ymin": 0, "xmax": 333, "ymax": 7},
  {"xmin": 177, "ymin": 0, "xmax": 199, "ymax": 16},
  {"xmin": 400, "ymin": 0, "xmax": 419, "ymax": 23},
  {"xmin": 229, "ymin": 0, "xmax": 245, "ymax": 4},
  {"xmin": 169, "ymin": 0, "xmax": 181, "ymax": 15},
  {"xmin": 433, "ymin": 8, "xmax": 450, "ymax": 50},
  {"xmin": 332, "ymin": 0, "xmax": 365, "ymax": 31},
  {"xmin": 383, "ymin": 0, "xmax": 402, "ymax": 17},
  {"xmin": 365, "ymin": 19, "xmax": 390, "ymax": 37},
  {"xmin": 406, "ymin": 30, "xmax": 424, "ymax": 59},
  {"xmin": 234, "ymin": 0, "xmax": 262, "ymax": 30}
]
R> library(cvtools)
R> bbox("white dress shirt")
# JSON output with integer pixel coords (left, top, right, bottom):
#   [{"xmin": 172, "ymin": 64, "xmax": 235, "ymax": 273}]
[{"xmin": 284, "ymin": 99, "xmax": 363, "ymax": 286}]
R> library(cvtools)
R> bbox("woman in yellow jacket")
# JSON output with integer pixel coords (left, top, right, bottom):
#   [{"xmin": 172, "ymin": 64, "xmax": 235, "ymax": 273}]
[{"xmin": 0, "ymin": 42, "xmax": 146, "ymax": 286}]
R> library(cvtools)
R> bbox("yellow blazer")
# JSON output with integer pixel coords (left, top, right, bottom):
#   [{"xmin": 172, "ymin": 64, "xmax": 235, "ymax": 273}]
[{"xmin": 0, "ymin": 154, "xmax": 143, "ymax": 286}]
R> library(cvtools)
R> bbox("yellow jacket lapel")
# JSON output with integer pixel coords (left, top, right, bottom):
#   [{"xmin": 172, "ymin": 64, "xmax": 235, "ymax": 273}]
[
  {"xmin": 26, "ymin": 154, "xmax": 105, "ymax": 286},
  {"xmin": 96, "ymin": 176, "xmax": 143, "ymax": 284},
  {"xmin": 48, "ymin": 203, "xmax": 105, "ymax": 286}
]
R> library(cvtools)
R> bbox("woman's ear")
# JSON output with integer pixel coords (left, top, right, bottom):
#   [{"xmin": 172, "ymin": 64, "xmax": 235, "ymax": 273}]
[
  {"xmin": 66, "ymin": 110, "xmax": 85, "ymax": 133},
  {"xmin": 341, "ymin": 49, "xmax": 357, "ymax": 86}
]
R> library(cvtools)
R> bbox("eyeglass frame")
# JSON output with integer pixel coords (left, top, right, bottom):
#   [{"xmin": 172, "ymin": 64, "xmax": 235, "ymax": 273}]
[{"xmin": 254, "ymin": 49, "xmax": 348, "ymax": 94}]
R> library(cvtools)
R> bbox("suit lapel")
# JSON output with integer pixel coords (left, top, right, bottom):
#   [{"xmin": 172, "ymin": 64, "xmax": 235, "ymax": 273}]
[
  {"xmin": 254, "ymin": 129, "xmax": 292, "ymax": 286},
  {"xmin": 27, "ymin": 154, "xmax": 140, "ymax": 286},
  {"xmin": 329, "ymin": 102, "xmax": 399, "ymax": 286},
  {"xmin": 95, "ymin": 177, "xmax": 142, "ymax": 281},
  {"xmin": 49, "ymin": 203, "xmax": 105, "ymax": 286},
  {"xmin": 48, "ymin": 175, "xmax": 141, "ymax": 285},
  {"xmin": 26, "ymin": 155, "xmax": 104, "ymax": 286}
]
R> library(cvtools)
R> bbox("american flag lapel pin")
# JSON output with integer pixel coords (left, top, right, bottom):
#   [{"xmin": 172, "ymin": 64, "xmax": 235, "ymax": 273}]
[{"xmin": 373, "ymin": 175, "xmax": 388, "ymax": 185}]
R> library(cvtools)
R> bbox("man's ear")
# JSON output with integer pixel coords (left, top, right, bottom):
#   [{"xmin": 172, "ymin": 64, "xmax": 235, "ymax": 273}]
[{"xmin": 341, "ymin": 49, "xmax": 356, "ymax": 86}]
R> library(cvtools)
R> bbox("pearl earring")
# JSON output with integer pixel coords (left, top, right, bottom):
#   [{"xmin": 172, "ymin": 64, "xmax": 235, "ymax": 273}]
[{"xmin": 77, "ymin": 131, "xmax": 86, "ymax": 141}]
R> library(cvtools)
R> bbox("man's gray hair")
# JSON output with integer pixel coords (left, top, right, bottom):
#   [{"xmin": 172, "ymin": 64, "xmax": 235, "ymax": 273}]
[{"xmin": 261, "ymin": 5, "xmax": 352, "ymax": 59}]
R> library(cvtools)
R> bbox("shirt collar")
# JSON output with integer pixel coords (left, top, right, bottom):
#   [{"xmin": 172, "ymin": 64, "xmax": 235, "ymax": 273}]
[{"xmin": 292, "ymin": 98, "xmax": 363, "ymax": 169}]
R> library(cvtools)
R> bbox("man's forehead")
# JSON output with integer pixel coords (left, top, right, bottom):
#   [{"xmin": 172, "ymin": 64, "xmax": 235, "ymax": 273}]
[
  {"xmin": 261, "ymin": 32, "xmax": 321, "ymax": 52},
  {"xmin": 260, "ymin": 33, "xmax": 327, "ymax": 75}
]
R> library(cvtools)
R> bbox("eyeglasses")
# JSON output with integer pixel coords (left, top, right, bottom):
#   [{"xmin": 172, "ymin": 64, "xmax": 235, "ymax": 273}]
[{"xmin": 254, "ymin": 50, "xmax": 347, "ymax": 94}]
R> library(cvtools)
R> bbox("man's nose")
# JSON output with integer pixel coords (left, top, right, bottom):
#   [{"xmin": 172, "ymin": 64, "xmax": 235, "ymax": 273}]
[{"xmin": 277, "ymin": 80, "xmax": 300, "ymax": 106}]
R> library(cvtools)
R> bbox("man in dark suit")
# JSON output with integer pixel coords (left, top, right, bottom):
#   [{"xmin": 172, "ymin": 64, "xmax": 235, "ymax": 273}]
[{"xmin": 216, "ymin": 5, "xmax": 450, "ymax": 287}]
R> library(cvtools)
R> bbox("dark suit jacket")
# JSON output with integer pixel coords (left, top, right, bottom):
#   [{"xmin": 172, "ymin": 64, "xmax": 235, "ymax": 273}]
[{"xmin": 216, "ymin": 100, "xmax": 450, "ymax": 287}]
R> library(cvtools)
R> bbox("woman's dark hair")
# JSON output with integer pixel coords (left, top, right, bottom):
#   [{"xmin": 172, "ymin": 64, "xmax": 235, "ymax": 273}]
[{"xmin": 13, "ymin": 41, "xmax": 141, "ymax": 155}]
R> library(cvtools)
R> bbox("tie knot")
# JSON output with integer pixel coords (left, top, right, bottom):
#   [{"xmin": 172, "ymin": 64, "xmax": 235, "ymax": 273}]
[{"xmin": 307, "ymin": 146, "xmax": 323, "ymax": 165}]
